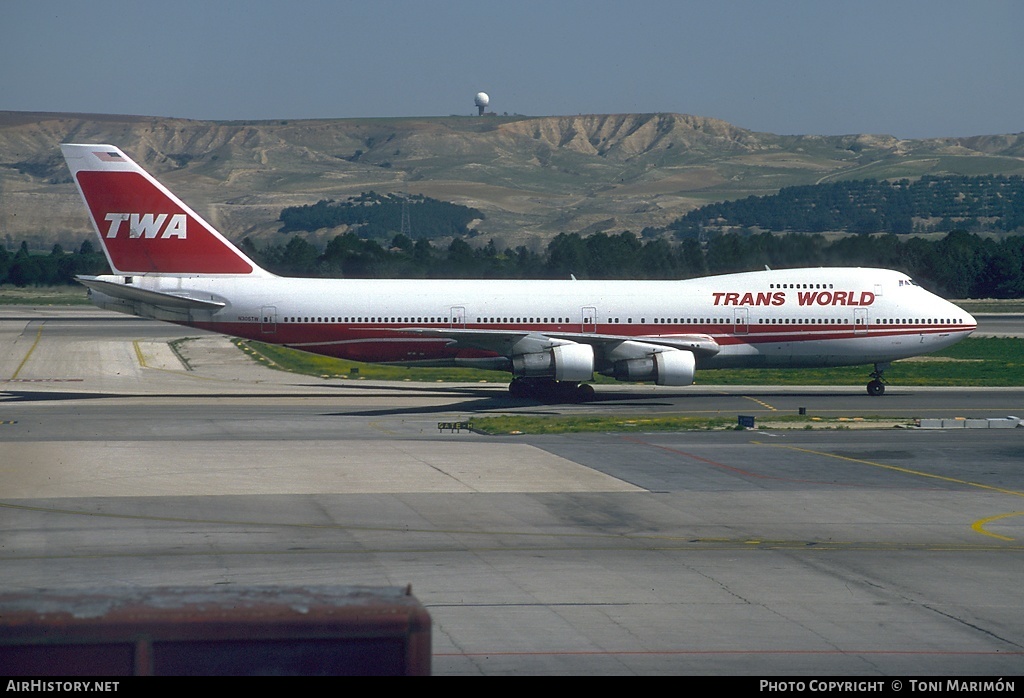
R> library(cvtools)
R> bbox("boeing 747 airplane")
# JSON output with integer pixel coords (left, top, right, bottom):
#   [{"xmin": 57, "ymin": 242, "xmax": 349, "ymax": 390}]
[{"xmin": 61, "ymin": 143, "xmax": 977, "ymax": 400}]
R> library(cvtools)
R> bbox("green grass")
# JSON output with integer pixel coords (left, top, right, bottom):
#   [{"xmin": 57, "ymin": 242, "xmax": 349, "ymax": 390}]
[
  {"xmin": 237, "ymin": 336, "xmax": 1024, "ymax": 387},
  {"xmin": 234, "ymin": 339, "xmax": 502, "ymax": 383},
  {"xmin": 473, "ymin": 415, "xmax": 741, "ymax": 435},
  {"xmin": 955, "ymin": 299, "xmax": 1024, "ymax": 314},
  {"xmin": 692, "ymin": 338, "xmax": 1024, "ymax": 387},
  {"xmin": 0, "ymin": 285, "xmax": 91, "ymax": 305}
]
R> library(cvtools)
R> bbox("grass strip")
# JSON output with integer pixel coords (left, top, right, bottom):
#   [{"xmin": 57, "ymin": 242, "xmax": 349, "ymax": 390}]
[{"xmin": 236, "ymin": 337, "xmax": 1024, "ymax": 387}]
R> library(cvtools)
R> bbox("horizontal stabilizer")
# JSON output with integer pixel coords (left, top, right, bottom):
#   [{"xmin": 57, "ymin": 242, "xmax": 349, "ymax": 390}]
[{"xmin": 76, "ymin": 276, "xmax": 226, "ymax": 311}]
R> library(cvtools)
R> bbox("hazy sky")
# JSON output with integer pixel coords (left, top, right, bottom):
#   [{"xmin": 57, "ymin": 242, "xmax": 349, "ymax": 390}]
[{"xmin": 3, "ymin": 0, "xmax": 1021, "ymax": 138}]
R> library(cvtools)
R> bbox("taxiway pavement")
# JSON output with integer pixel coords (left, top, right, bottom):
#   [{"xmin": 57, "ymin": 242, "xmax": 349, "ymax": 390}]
[{"xmin": 1, "ymin": 308, "xmax": 1022, "ymax": 676}]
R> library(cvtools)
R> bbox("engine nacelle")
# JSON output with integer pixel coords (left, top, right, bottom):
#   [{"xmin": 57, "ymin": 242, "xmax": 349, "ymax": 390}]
[
  {"xmin": 512, "ymin": 342, "xmax": 594, "ymax": 382},
  {"xmin": 613, "ymin": 348, "xmax": 695, "ymax": 386}
]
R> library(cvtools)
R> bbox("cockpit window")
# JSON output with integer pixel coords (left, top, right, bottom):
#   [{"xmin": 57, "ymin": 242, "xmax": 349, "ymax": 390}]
[{"xmin": 898, "ymin": 278, "xmax": 919, "ymax": 287}]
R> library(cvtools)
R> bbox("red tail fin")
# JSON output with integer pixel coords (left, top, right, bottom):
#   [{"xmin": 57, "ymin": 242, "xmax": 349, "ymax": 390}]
[{"xmin": 61, "ymin": 144, "xmax": 264, "ymax": 275}]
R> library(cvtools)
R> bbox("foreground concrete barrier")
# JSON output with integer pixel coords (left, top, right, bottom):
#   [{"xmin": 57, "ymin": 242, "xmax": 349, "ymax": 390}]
[{"xmin": 0, "ymin": 585, "xmax": 431, "ymax": 676}]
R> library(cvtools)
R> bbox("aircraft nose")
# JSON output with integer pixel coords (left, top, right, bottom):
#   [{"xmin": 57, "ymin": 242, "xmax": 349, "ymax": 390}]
[
  {"xmin": 966, "ymin": 310, "xmax": 978, "ymax": 333},
  {"xmin": 954, "ymin": 303, "xmax": 977, "ymax": 334}
]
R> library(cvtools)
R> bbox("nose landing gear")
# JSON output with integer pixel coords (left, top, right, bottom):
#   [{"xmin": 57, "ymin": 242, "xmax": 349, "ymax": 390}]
[{"xmin": 867, "ymin": 362, "xmax": 889, "ymax": 396}]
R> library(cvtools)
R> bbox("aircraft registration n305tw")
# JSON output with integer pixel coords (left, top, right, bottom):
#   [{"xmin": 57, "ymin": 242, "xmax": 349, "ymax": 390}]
[{"xmin": 62, "ymin": 143, "xmax": 976, "ymax": 400}]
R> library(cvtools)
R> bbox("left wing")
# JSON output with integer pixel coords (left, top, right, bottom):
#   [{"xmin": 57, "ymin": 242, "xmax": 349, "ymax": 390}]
[
  {"xmin": 394, "ymin": 326, "xmax": 719, "ymax": 386},
  {"xmin": 395, "ymin": 326, "xmax": 720, "ymax": 358}
]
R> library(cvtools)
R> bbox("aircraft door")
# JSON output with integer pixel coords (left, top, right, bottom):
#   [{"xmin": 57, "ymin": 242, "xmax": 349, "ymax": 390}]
[
  {"xmin": 733, "ymin": 307, "xmax": 749, "ymax": 335},
  {"xmin": 261, "ymin": 305, "xmax": 277, "ymax": 335},
  {"xmin": 582, "ymin": 306, "xmax": 597, "ymax": 334},
  {"xmin": 450, "ymin": 306, "xmax": 466, "ymax": 329},
  {"xmin": 855, "ymin": 308, "xmax": 868, "ymax": 334}
]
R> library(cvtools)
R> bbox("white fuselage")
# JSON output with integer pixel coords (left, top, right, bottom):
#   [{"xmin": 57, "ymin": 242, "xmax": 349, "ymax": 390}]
[{"xmin": 85, "ymin": 266, "xmax": 976, "ymax": 373}]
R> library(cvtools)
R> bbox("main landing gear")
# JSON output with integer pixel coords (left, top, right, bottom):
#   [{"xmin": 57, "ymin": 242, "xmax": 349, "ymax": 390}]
[
  {"xmin": 867, "ymin": 362, "xmax": 889, "ymax": 396},
  {"xmin": 508, "ymin": 377, "xmax": 596, "ymax": 403}
]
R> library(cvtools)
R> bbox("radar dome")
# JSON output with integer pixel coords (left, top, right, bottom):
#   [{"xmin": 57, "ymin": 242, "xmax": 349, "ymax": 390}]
[{"xmin": 474, "ymin": 92, "xmax": 490, "ymax": 107}]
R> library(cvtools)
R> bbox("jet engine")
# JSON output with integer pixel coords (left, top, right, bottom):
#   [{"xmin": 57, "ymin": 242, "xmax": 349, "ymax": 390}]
[
  {"xmin": 612, "ymin": 347, "xmax": 695, "ymax": 386},
  {"xmin": 512, "ymin": 342, "xmax": 594, "ymax": 382}
]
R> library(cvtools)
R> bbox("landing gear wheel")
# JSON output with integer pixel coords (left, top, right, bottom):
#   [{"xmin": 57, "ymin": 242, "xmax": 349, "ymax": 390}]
[
  {"xmin": 575, "ymin": 383, "xmax": 596, "ymax": 402},
  {"xmin": 508, "ymin": 378, "xmax": 594, "ymax": 403},
  {"xmin": 866, "ymin": 362, "xmax": 889, "ymax": 396},
  {"xmin": 508, "ymin": 378, "xmax": 531, "ymax": 399},
  {"xmin": 508, "ymin": 377, "xmax": 558, "ymax": 400}
]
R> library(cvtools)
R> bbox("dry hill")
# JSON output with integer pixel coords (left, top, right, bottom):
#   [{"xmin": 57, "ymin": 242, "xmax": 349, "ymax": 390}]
[{"xmin": 2, "ymin": 111, "xmax": 1022, "ymax": 253}]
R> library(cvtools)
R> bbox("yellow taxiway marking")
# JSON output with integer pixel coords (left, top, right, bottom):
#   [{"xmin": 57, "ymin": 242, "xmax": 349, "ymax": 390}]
[
  {"xmin": 742, "ymin": 395, "xmax": 777, "ymax": 411},
  {"xmin": 11, "ymin": 325, "xmax": 43, "ymax": 380},
  {"xmin": 132, "ymin": 339, "xmax": 147, "ymax": 367},
  {"xmin": 971, "ymin": 511, "xmax": 1024, "ymax": 542},
  {"xmin": 760, "ymin": 442, "xmax": 1024, "ymax": 541}
]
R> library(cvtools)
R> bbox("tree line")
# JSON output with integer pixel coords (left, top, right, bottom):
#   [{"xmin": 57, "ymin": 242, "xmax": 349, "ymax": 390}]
[
  {"xmin": 237, "ymin": 228, "xmax": 1024, "ymax": 299},
  {"xmin": 278, "ymin": 192, "xmax": 484, "ymax": 239},
  {"xmin": 0, "ymin": 240, "xmax": 109, "ymax": 287},
  {"xmin": 4, "ymin": 228, "xmax": 1023, "ymax": 301},
  {"xmin": 668, "ymin": 175, "xmax": 1024, "ymax": 237}
]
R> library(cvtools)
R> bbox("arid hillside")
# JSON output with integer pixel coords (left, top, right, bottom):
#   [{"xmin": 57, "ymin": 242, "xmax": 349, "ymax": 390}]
[{"xmin": 2, "ymin": 111, "xmax": 1022, "ymax": 253}]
